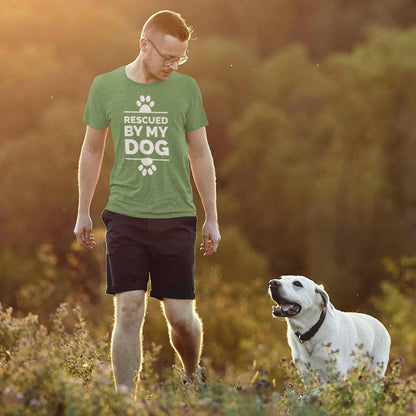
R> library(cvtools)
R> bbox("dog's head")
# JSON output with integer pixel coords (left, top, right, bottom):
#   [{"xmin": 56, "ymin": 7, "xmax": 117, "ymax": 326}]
[{"xmin": 268, "ymin": 275, "xmax": 330, "ymax": 318}]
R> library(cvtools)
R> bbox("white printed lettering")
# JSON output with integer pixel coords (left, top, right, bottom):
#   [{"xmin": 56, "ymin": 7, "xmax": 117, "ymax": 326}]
[
  {"xmin": 124, "ymin": 125, "xmax": 134, "ymax": 137},
  {"xmin": 155, "ymin": 140, "xmax": 169, "ymax": 156},
  {"xmin": 125, "ymin": 139, "xmax": 139, "ymax": 154},
  {"xmin": 140, "ymin": 140, "xmax": 154, "ymax": 155},
  {"xmin": 158, "ymin": 126, "xmax": 168, "ymax": 138},
  {"xmin": 146, "ymin": 126, "xmax": 158, "ymax": 137},
  {"xmin": 133, "ymin": 125, "xmax": 143, "ymax": 136},
  {"xmin": 124, "ymin": 116, "xmax": 169, "ymax": 125}
]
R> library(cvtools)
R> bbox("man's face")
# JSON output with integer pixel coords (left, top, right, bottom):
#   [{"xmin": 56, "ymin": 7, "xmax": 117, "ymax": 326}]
[{"xmin": 142, "ymin": 34, "xmax": 188, "ymax": 82}]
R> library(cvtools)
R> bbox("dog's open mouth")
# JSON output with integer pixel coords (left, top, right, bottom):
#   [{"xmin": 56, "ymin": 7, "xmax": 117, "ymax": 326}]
[
  {"xmin": 272, "ymin": 300, "xmax": 302, "ymax": 317},
  {"xmin": 269, "ymin": 285, "xmax": 302, "ymax": 317}
]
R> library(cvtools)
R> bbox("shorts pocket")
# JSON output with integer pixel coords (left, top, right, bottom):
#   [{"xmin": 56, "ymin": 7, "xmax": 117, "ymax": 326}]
[{"xmin": 101, "ymin": 210, "xmax": 113, "ymax": 227}]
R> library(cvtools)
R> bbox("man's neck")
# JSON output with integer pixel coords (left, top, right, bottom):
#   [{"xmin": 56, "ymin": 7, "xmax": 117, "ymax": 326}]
[{"xmin": 125, "ymin": 57, "xmax": 156, "ymax": 84}]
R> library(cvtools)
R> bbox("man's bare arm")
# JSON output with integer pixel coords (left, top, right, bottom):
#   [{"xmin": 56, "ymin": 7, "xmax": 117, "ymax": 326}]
[
  {"xmin": 187, "ymin": 127, "xmax": 221, "ymax": 256},
  {"xmin": 74, "ymin": 126, "xmax": 108, "ymax": 249}
]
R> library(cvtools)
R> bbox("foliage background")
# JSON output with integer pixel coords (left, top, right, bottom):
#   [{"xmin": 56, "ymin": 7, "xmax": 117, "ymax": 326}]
[{"xmin": 1, "ymin": 0, "xmax": 416, "ymax": 389}]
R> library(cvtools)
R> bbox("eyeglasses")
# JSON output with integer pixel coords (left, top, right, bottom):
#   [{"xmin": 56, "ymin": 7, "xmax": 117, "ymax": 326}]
[{"xmin": 145, "ymin": 38, "xmax": 189, "ymax": 66}]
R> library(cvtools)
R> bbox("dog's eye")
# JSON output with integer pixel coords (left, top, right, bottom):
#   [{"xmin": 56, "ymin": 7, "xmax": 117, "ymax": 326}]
[{"xmin": 293, "ymin": 281, "xmax": 303, "ymax": 288}]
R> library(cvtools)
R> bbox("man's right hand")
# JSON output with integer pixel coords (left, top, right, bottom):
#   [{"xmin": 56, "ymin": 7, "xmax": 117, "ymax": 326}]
[
  {"xmin": 74, "ymin": 126, "xmax": 108, "ymax": 250},
  {"xmin": 74, "ymin": 214, "xmax": 96, "ymax": 250}
]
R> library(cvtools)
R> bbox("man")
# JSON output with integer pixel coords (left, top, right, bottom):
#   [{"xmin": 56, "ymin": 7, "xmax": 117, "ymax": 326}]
[{"xmin": 73, "ymin": 10, "xmax": 220, "ymax": 393}]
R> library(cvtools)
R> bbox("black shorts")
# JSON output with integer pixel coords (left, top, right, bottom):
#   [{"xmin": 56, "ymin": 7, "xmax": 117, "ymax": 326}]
[{"xmin": 102, "ymin": 210, "xmax": 197, "ymax": 300}]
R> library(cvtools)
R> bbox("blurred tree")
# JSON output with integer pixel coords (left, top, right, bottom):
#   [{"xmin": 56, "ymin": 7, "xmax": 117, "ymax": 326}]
[
  {"xmin": 0, "ymin": 0, "xmax": 135, "ymax": 255},
  {"xmin": 223, "ymin": 44, "xmax": 328, "ymax": 276},
  {"xmin": 0, "ymin": 2, "xmax": 129, "ymax": 326},
  {"xmin": 0, "ymin": 0, "xmax": 136, "ymax": 138},
  {"xmin": 308, "ymin": 26, "xmax": 416, "ymax": 302},
  {"xmin": 184, "ymin": 38, "xmax": 258, "ymax": 165},
  {"xmin": 114, "ymin": 0, "xmax": 416, "ymax": 59},
  {"xmin": 309, "ymin": 0, "xmax": 416, "ymax": 58},
  {"xmin": 223, "ymin": 27, "xmax": 416, "ymax": 308}
]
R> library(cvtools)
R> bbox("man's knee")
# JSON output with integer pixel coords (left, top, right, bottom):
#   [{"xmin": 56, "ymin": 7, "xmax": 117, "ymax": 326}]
[
  {"xmin": 168, "ymin": 313, "xmax": 197, "ymax": 334},
  {"xmin": 164, "ymin": 300, "xmax": 199, "ymax": 333},
  {"xmin": 115, "ymin": 291, "xmax": 146, "ymax": 332}
]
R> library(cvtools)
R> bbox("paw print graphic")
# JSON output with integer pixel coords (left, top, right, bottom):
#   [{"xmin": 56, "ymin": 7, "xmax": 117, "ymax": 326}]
[
  {"xmin": 136, "ymin": 95, "xmax": 155, "ymax": 113},
  {"xmin": 138, "ymin": 158, "xmax": 157, "ymax": 176}
]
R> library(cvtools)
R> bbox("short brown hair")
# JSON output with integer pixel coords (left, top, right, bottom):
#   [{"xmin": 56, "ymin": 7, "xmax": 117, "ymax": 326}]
[{"xmin": 142, "ymin": 10, "xmax": 193, "ymax": 41}]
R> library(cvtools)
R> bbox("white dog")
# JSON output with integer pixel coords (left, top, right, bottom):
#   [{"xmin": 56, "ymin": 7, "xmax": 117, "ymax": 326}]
[{"xmin": 269, "ymin": 275, "xmax": 390, "ymax": 382}]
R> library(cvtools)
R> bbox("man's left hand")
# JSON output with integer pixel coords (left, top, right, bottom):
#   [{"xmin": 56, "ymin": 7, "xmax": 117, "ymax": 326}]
[{"xmin": 200, "ymin": 220, "xmax": 221, "ymax": 256}]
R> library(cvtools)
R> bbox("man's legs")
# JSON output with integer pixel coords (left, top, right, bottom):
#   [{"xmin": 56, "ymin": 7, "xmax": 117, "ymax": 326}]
[
  {"xmin": 162, "ymin": 299, "xmax": 203, "ymax": 378},
  {"xmin": 111, "ymin": 290, "xmax": 146, "ymax": 393}
]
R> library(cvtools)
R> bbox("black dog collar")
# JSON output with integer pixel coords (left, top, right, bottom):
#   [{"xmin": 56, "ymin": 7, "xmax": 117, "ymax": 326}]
[{"xmin": 295, "ymin": 307, "xmax": 327, "ymax": 343}]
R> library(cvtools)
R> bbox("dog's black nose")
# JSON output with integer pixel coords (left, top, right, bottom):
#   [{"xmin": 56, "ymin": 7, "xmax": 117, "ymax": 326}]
[{"xmin": 269, "ymin": 279, "xmax": 281, "ymax": 288}]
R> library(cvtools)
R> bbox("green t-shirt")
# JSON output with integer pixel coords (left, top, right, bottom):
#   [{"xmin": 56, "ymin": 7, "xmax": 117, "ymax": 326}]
[{"xmin": 83, "ymin": 66, "xmax": 209, "ymax": 218}]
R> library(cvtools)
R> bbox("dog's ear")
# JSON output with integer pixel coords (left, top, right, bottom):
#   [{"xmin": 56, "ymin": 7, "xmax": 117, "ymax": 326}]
[{"xmin": 315, "ymin": 284, "xmax": 330, "ymax": 308}]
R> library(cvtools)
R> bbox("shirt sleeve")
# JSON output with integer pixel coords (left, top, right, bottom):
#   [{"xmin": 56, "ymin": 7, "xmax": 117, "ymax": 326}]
[
  {"xmin": 185, "ymin": 79, "xmax": 209, "ymax": 132},
  {"xmin": 83, "ymin": 77, "xmax": 110, "ymax": 130}
]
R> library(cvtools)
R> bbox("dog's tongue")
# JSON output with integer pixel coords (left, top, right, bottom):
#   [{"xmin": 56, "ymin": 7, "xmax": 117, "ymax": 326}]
[{"xmin": 280, "ymin": 303, "xmax": 300, "ymax": 314}]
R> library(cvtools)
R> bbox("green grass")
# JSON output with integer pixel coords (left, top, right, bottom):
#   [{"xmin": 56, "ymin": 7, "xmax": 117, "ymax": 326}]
[{"xmin": 0, "ymin": 304, "xmax": 415, "ymax": 416}]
